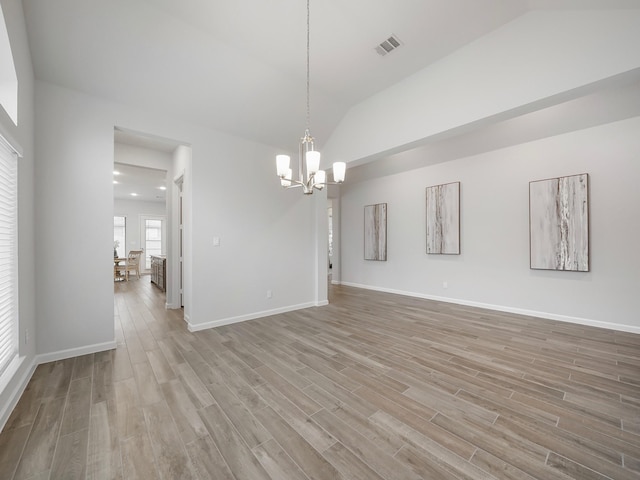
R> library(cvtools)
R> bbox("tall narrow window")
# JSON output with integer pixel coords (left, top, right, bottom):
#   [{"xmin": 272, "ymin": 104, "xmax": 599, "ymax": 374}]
[
  {"xmin": 0, "ymin": 134, "xmax": 18, "ymax": 379},
  {"xmin": 143, "ymin": 218, "xmax": 164, "ymax": 269},
  {"xmin": 113, "ymin": 215, "xmax": 126, "ymax": 257},
  {"xmin": 0, "ymin": 4, "xmax": 18, "ymax": 125}
]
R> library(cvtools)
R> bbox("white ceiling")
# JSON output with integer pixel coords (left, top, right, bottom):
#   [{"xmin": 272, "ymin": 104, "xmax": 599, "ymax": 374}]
[
  {"xmin": 113, "ymin": 129, "xmax": 175, "ymax": 203},
  {"xmin": 114, "ymin": 128, "xmax": 182, "ymax": 154},
  {"xmin": 22, "ymin": 0, "xmax": 640, "ymax": 157},
  {"xmin": 113, "ymin": 161, "xmax": 167, "ymax": 203}
]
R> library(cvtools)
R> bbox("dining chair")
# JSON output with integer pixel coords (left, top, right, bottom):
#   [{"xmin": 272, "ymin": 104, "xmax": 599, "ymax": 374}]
[{"xmin": 124, "ymin": 250, "xmax": 143, "ymax": 280}]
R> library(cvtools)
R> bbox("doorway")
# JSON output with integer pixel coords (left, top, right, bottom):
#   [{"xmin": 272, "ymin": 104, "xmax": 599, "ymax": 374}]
[
  {"xmin": 113, "ymin": 162, "xmax": 167, "ymax": 271},
  {"xmin": 113, "ymin": 127, "xmax": 190, "ymax": 312}
]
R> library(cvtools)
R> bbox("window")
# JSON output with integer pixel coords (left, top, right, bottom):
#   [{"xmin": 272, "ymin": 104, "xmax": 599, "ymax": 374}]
[
  {"xmin": 113, "ymin": 215, "xmax": 126, "ymax": 257},
  {"xmin": 0, "ymin": 134, "xmax": 18, "ymax": 379},
  {"xmin": 0, "ymin": 4, "xmax": 18, "ymax": 125},
  {"xmin": 143, "ymin": 217, "xmax": 164, "ymax": 269}
]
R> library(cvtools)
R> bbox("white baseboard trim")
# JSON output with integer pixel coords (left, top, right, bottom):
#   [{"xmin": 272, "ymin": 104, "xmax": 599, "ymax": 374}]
[
  {"xmin": 35, "ymin": 340, "xmax": 117, "ymax": 365},
  {"xmin": 316, "ymin": 300, "xmax": 329, "ymax": 307},
  {"xmin": 1, "ymin": 339, "xmax": 116, "ymax": 431},
  {"xmin": 340, "ymin": 282, "xmax": 640, "ymax": 335},
  {"xmin": 0, "ymin": 357, "xmax": 37, "ymax": 432},
  {"xmin": 165, "ymin": 302, "xmax": 181, "ymax": 309},
  {"xmin": 187, "ymin": 302, "xmax": 318, "ymax": 332}
]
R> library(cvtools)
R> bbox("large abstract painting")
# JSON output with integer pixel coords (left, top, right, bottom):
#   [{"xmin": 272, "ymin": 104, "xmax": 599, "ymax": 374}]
[
  {"xmin": 364, "ymin": 203, "xmax": 387, "ymax": 261},
  {"xmin": 426, "ymin": 182, "xmax": 460, "ymax": 254},
  {"xmin": 529, "ymin": 173, "xmax": 589, "ymax": 271}
]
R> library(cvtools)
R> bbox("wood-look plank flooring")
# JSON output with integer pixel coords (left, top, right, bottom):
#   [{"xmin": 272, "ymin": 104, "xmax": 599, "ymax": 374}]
[{"xmin": 1, "ymin": 278, "xmax": 639, "ymax": 479}]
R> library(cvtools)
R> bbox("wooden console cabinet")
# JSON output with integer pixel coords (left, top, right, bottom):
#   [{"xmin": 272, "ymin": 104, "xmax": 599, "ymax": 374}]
[{"xmin": 150, "ymin": 255, "xmax": 166, "ymax": 292}]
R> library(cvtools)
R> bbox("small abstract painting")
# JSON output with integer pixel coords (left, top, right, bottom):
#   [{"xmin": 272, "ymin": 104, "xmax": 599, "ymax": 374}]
[
  {"xmin": 529, "ymin": 173, "xmax": 589, "ymax": 271},
  {"xmin": 426, "ymin": 182, "xmax": 460, "ymax": 254},
  {"xmin": 364, "ymin": 203, "xmax": 387, "ymax": 261}
]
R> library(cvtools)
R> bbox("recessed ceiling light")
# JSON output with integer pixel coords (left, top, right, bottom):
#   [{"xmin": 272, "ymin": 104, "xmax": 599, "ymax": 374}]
[
  {"xmin": 113, "ymin": 170, "xmax": 121, "ymax": 175},
  {"xmin": 113, "ymin": 180, "xmax": 119, "ymax": 184},
  {"xmin": 158, "ymin": 186, "xmax": 166, "ymax": 190},
  {"xmin": 130, "ymin": 193, "xmax": 138, "ymax": 196}
]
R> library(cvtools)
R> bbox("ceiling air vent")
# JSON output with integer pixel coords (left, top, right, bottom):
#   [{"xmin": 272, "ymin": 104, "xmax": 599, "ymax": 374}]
[{"xmin": 375, "ymin": 34, "xmax": 402, "ymax": 57}]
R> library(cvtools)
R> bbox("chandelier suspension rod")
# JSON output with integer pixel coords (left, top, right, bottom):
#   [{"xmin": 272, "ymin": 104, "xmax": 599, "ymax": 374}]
[
  {"xmin": 306, "ymin": 0, "xmax": 310, "ymax": 131},
  {"xmin": 274, "ymin": 0, "xmax": 346, "ymax": 193}
]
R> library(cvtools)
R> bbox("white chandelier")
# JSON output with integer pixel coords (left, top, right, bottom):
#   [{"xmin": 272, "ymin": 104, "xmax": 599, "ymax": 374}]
[{"xmin": 276, "ymin": 0, "xmax": 345, "ymax": 194}]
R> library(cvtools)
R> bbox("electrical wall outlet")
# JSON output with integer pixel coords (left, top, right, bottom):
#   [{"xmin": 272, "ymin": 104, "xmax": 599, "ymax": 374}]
[
  {"xmin": 25, "ymin": 328, "xmax": 29, "ymax": 344},
  {"xmin": 266, "ymin": 290, "xmax": 272, "ymax": 299}
]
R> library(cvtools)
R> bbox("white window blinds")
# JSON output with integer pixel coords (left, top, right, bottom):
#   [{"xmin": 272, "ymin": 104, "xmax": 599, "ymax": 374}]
[{"xmin": 0, "ymin": 135, "xmax": 17, "ymax": 378}]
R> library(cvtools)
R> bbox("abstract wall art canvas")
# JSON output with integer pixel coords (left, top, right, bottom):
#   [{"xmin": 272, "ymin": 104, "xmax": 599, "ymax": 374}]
[
  {"xmin": 529, "ymin": 173, "xmax": 589, "ymax": 271},
  {"xmin": 364, "ymin": 203, "xmax": 387, "ymax": 261},
  {"xmin": 426, "ymin": 182, "xmax": 460, "ymax": 255}
]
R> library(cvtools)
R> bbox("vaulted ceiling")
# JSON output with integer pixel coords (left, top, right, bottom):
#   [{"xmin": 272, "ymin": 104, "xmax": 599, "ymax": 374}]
[{"xmin": 22, "ymin": 0, "xmax": 639, "ymax": 158}]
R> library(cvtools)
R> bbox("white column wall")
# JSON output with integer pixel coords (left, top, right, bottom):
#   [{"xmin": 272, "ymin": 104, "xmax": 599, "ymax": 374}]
[
  {"xmin": 340, "ymin": 116, "xmax": 640, "ymax": 332},
  {"xmin": 35, "ymin": 83, "xmax": 117, "ymax": 356},
  {"xmin": 314, "ymin": 188, "xmax": 328, "ymax": 306},
  {"xmin": 189, "ymin": 134, "xmax": 318, "ymax": 328},
  {"xmin": 327, "ymin": 189, "xmax": 342, "ymax": 285}
]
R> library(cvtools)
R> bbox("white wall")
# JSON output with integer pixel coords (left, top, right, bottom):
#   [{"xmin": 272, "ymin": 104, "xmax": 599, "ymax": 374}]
[
  {"xmin": 0, "ymin": 0, "xmax": 36, "ymax": 427},
  {"xmin": 35, "ymin": 83, "xmax": 117, "ymax": 357},
  {"xmin": 34, "ymin": 80, "xmax": 322, "ymax": 356},
  {"xmin": 324, "ymin": 9, "xmax": 640, "ymax": 164},
  {"xmin": 188, "ymin": 131, "xmax": 321, "ymax": 328},
  {"xmin": 340, "ymin": 116, "xmax": 640, "ymax": 332}
]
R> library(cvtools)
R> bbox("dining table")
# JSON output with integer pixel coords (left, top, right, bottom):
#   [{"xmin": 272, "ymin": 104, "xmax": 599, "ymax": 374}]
[{"xmin": 114, "ymin": 257, "xmax": 127, "ymax": 281}]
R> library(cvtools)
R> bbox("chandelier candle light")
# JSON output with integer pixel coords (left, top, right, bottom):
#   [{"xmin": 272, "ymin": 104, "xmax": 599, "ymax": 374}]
[{"xmin": 276, "ymin": 0, "xmax": 346, "ymax": 194}]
